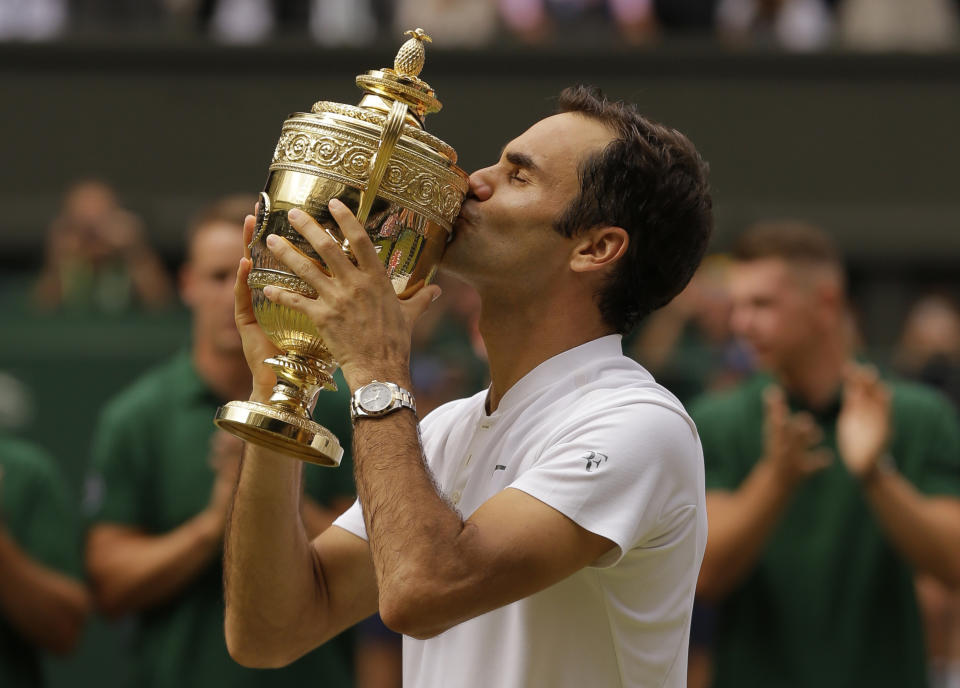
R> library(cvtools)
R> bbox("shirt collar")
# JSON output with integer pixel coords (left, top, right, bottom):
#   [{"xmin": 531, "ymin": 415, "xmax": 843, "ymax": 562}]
[{"xmin": 487, "ymin": 334, "xmax": 624, "ymax": 417}]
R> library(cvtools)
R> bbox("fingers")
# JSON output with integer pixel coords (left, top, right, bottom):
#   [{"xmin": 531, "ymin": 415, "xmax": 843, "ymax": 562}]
[
  {"xmin": 262, "ymin": 281, "xmax": 326, "ymax": 319},
  {"xmin": 327, "ymin": 199, "xmax": 382, "ymax": 272},
  {"xmin": 285, "ymin": 208, "xmax": 356, "ymax": 279},
  {"xmin": 242, "ymin": 214, "xmax": 256, "ymax": 260},
  {"xmin": 400, "ymin": 283, "xmax": 442, "ymax": 323},
  {"xmin": 266, "ymin": 232, "xmax": 333, "ymax": 295},
  {"xmin": 234, "ymin": 256, "xmax": 258, "ymax": 329},
  {"xmin": 802, "ymin": 447, "xmax": 834, "ymax": 475}
]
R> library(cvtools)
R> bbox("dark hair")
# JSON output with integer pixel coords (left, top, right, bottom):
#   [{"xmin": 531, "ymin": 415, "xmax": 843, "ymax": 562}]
[
  {"xmin": 554, "ymin": 85, "xmax": 713, "ymax": 334},
  {"xmin": 185, "ymin": 195, "xmax": 255, "ymax": 253},
  {"xmin": 732, "ymin": 219, "xmax": 842, "ymax": 268}
]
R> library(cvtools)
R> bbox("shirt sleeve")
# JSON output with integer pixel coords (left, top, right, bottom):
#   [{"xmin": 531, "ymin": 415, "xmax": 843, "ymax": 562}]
[
  {"xmin": 689, "ymin": 394, "xmax": 749, "ymax": 492},
  {"xmin": 5, "ymin": 446, "xmax": 85, "ymax": 580},
  {"xmin": 84, "ymin": 401, "xmax": 151, "ymax": 527},
  {"xmin": 909, "ymin": 391, "xmax": 960, "ymax": 498},
  {"xmin": 508, "ymin": 398, "xmax": 704, "ymax": 568},
  {"xmin": 332, "ymin": 498, "xmax": 366, "ymax": 540}
]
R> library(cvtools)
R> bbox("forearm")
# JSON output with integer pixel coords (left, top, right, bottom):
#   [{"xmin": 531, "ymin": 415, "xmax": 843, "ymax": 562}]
[
  {"xmin": 86, "ymin": 513, "xmax": 220, "ymax": 616},
  {"xmin": 0, "ymin": 527, "xmax": 90, "ymax": 654},
  {"xmin": 126, "ymin": 248, "xmax": 173, "ymax": 307},
  {"xmin": 862, "ymin": 468, "xmax": 960, "ymax": 588},
  {"xmin": 353, "ymin": 410, "xmax": 470, "ymax": 635},
  {"xmin": 697, "ymin": 461, "xmax": 796, "ymax": 601},
  {"xmin": 224, "ymin": 444, "xmax": 328, "ymax": 665}
]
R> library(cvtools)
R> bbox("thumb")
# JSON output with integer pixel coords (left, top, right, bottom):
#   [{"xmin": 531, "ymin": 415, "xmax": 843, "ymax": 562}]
[{"xmin": 402, "ymin": 284, "xmax": 442, "ymax": 321}]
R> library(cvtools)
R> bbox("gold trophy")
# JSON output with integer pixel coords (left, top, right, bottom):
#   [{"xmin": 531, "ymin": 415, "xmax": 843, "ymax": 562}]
[{"xmin": 214, "ymin": 29, "xmax": 469, "ymax": 466}]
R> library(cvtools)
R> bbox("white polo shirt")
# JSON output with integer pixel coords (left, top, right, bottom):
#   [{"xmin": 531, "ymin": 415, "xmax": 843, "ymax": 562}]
[{"xmin": 334, "ymin": 334, "xmax": 707, "ymax": 688}]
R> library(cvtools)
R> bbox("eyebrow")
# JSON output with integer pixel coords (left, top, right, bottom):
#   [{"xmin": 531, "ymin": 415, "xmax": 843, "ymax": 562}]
[{"xmin": 505, "ymin": 150, "xmax": 542, "ymax": 176}]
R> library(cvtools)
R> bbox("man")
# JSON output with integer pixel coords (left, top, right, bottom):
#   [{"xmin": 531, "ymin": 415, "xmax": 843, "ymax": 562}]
[
  {"xmin": 224, "ymin": 86, "xmax": 714, "ymax": 687},
  {"xmin": 0, "ymin": 433, "xmax": 90, "ymax": 687},
  {"xmin": 692, "ymin": 221, "xmax": 960, "ymax": 688},
  {"xmin": 84, "ymin": 197, "xmax": 355, "ymax": 688}
]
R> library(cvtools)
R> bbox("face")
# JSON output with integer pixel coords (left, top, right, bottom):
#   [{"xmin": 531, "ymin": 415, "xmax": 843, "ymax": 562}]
[
  {"xmin": 181, "ymin": 222, "xmax": 244, "ymax": 354},
  {"xmin": 444, "ymin": 112, "xmax": 614, "ymax": 294},
  {"xmin": 728, "ymin": 258, "xmax": 827, "ymax": 372}
]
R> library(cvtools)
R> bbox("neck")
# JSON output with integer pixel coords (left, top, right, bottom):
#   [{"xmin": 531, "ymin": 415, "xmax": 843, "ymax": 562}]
[
  {"xmin": 192, "ymin": 338, "xmax": 252, "ymax": 403},
  {"xmin": 775, "ymin": 332, "xmax": 849, "ymax": 410},
  {"xmin": 478, "ymin": 289, "xmax": 612, "ymax": 413}
]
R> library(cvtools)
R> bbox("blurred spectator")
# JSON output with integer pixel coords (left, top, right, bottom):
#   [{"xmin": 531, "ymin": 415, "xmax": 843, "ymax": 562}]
[
  {"xmin": 627, "ymin": 254, "xmax": 753, "ymax": 404},
  {"xmin": 0, "ymin": 0, "xmax": 66, "ymax": 40},
  {"xmin": 692, "ymin": 220, "xmax": 960, "ymax": 688},
  {"xmin": 716, "ymin": 0, "xmax": 834, "ymax": 50},
  {"xmin": 394, "ymin": 0, "xmax": 497, "ymax": 48},
  {"xmin": 0, "ymin": 431, "xmax": 90, "ymax": 688},
  {"xmin": 311, "ymin": 0, "xmax": 377, "ymax": 46},
  {"xmin": 897, "ymin": 294, "xmax": 960, "ymax": 688},
  {"xmin": 82, "ymin": 196, "xmax": 355, "ymax": 688},
  {"xmin": 411, "ymin": 274, "xmax": 487, "ymax": 415},
  {"xmin": 34, "ymin": 180, "xmax": 173, "ymax": 314},
  {"xmin": 896, "ymin": 295, "xmax": 960, "ymax": 407},
  {"xmin": 838, "ymin": 0, "xmax": 959, "ymax": 52}
]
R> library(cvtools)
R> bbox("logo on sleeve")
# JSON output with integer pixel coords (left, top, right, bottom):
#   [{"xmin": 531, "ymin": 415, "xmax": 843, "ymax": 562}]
[{"xmin": 583, "ymin": 451, "xmax": 608, "ymax": 472}]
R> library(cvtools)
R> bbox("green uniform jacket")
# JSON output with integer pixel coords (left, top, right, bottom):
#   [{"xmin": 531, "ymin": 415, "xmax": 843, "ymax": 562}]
[
  {"xmin": 0, "ymin": 434, "xmax": 83, "ymax": 688},
  {"xmin": 691, "ymin": 373, "xmax": 960, "ymax": 688},
  {"xmin": 85, "ymin": 351, "xmax": 356, "ymax": 688}
]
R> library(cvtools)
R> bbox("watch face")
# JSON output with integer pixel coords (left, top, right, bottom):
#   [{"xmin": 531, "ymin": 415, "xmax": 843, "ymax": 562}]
[{"xmin": 359, "ymin": 383, "xmax": 393, "ymax": 413}]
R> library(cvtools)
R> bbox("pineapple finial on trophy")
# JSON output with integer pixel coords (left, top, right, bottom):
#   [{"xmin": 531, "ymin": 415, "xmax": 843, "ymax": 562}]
[{"xmin": 394, "ymin": 28, "xmax": 432, "ymax": 78}]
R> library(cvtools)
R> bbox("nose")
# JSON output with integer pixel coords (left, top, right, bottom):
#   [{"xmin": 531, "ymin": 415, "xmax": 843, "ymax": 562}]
[
  {"xmin": 730, "ymin": 304, "xmax": 751, "ymax": 338},
  {"xmin": 467, "ymin": 168, "xmax": 493, "ymax": 202}
]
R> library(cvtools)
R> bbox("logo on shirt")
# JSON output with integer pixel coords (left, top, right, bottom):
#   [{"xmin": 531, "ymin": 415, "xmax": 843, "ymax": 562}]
[{"xmin": 583, "ymin": 451, "xmax": 608, "ymax": 472}]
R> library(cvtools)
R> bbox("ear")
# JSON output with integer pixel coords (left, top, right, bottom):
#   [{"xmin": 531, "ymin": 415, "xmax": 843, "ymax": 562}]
[{"xmin": 570, "ymin": 226, "xmax": 629, "ymax": 274}]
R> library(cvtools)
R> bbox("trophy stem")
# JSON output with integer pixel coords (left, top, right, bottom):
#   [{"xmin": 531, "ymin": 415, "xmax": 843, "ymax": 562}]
[{"xmin": 213, "ymin": 352, "xmax": 344, "ymax": 467}]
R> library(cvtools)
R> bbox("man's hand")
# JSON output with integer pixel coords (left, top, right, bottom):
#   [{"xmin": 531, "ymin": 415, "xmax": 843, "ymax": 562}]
[
  {"xmin": 261, "ymin": 201, "xmax": 439, "ymax": 390},
  {"xmin": 201, "ymin": 430, "xmax": 244, "ymax": 540},
  {"xmin": 762, "ymin": 385, "xmax": 831, "ymax": 487},
  {"xmin": 236, "ymin": 214, "xmax": 282, "ymax": 401},
  {"xmin": 837, "ymin": 363, "xmax": 892, "ymax": 480}
]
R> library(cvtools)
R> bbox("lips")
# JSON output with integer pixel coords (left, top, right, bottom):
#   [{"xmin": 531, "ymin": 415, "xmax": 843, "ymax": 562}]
[{"xmin": 456, "ymin": 201, "xmax": 477, "ymax": 226}]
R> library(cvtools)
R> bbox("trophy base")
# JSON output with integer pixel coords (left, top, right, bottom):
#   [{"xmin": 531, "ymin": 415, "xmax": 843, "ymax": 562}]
[{"xmin": 214, "ymin": 400, "xmax": 343, "ymax": 467}]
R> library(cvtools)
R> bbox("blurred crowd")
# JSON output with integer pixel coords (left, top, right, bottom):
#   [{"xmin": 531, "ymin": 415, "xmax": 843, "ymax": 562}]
[
  {"xmin": 1, "ymin": 0, "xmax": 959, "ymax": 51},
  {"xmin": 2, "ymin": 178, "xmax": 959, "ymax": 688}
]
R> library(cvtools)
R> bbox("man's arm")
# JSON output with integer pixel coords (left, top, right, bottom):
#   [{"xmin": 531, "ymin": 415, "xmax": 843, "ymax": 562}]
[
  {"xmin": 696, "ymin": 387, "xmax": 830, "ymax": 601},
  {"xmin": 85, "ymin": 433, "xmax": 239, "ymax": 616},
  {"xmin": 861, "ymin": 471, "xmax": 960, "ymax": 589},
  {"xmin": 351, "ymin": 409, "xmax": 615, "ymax": 639},
  {"xmin": 223, "ymin": 444, "xmax": 379, "ymax": 667},
  {"xmin": 838, "ymin": 365, "xmax": 960, "ymax": 589},
  {"xmin": 0, "ymin": 524, "xmax": 90, "ymax": 654},
  {"xmin": 85, "ymin": 516, "xmax": 222, "ymax": 617},
  {"xmin": 223, "ymin": 215, "xmax": 379, "ymax": 667}
]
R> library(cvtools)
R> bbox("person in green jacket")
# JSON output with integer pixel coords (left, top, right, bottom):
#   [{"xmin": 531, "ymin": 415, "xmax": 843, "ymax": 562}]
[
  {"xmin": 693, "ymin": 220, "xmax": 960, "ymax": 688},
  {"xmin": 0, "ymin": 433, "xmax": 90, "ymax": 687},
  {"xmin": 83, "ymin": 197, "xmax": 355, "ymax": 688}
]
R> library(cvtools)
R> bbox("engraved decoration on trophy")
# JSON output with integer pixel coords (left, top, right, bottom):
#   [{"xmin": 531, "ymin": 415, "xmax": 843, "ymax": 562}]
[{"xmin": 214, "ymin": 29, "xmax": 469, "ymax": 466}]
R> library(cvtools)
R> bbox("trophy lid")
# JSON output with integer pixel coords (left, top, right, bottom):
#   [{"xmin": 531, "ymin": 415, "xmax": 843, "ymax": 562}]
[{"xmin": 355, "ymin": 28, "xmax": 442, "ymax": 121}]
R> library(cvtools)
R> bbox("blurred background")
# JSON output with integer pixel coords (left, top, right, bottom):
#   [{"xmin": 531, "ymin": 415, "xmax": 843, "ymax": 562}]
[{"xmin": 1, "ymin": 1, "xmax": 959, "ymax": 687}]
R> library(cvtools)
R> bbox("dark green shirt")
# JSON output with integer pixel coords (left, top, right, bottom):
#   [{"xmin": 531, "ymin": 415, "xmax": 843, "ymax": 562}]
[
  {"xmin": 85, "ymin": 351, "xmax": 355, "ymax": 688},
  {"xmin": 691, "ymin": 373, "xmax": 960, "ymax": 688},
  {"xmin": 0, "ymin": 434, "xmax": 83, "ymax": 688}
]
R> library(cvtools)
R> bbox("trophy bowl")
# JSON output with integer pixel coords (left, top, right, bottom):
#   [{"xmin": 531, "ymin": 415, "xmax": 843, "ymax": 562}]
[{"xmin": 214, "ymin": 29, "xmax": 469, "ymax": 466}]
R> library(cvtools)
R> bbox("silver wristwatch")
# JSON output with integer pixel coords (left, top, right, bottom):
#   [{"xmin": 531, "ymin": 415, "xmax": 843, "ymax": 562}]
[{"xmin": 350, "ymin": 380, "xmax": 417, "ymax": 421}]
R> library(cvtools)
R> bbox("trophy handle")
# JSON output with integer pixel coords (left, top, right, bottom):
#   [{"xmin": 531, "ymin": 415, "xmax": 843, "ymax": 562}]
[{"xmin": 356, "ymin": 98, "xmax": 409, "ymax": 226}]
